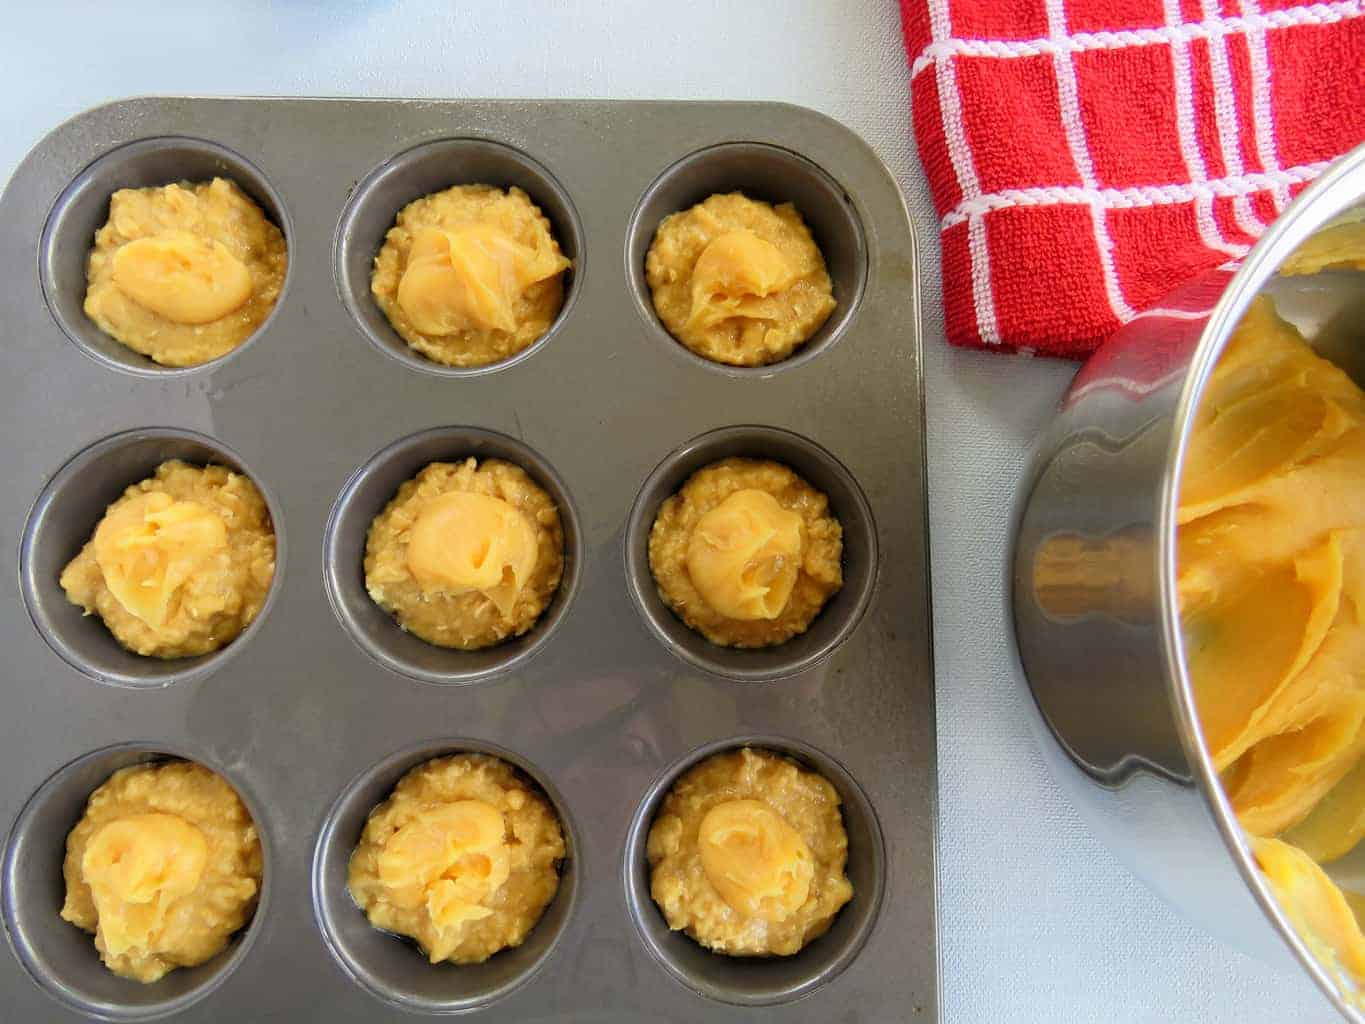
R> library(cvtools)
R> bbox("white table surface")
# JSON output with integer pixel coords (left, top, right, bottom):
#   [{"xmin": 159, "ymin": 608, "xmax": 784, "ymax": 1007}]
[{"xmin": 0, "ymin": 2, "xmax": 1341, "ymax": 1021}]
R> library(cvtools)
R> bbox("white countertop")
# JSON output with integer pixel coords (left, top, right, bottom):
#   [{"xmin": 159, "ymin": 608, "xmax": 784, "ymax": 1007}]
[{"xmin": 1, "ymin": 1, "xmax": 1340, "ymax": 1020}]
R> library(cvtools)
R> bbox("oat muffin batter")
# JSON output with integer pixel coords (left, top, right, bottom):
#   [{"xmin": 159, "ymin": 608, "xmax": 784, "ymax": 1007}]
[
  {"xmin": 649, "ymin": 457, "xmax": 842, "ymax": 647},
  {"xmin": 646, "ymin": 747, "xmax": 853, "ymax": 956},
  {"xmin": 364, "ymin": 458, "xmax": 564, "ymax": 650},
  {"xmin": 371, "ymin": 185, "xmax": 571, "ymax": 367},
  {"xmin": 59, "ymin": 460, "xmax": 276, "ymax": 659},
  {"xmin": 61, "ymin": 761, "xmax": 263, "ymax": 983},
  {"xmin": 645, "ymin": 192, "xmax": 836, "ymax": 367},
  {"xmin": 347, "ymin": 754, "xmax": 565, "ymax": 964},
  {"xmin": 83, "ymin": 177, "xmax": 287, "ymax": 367}
]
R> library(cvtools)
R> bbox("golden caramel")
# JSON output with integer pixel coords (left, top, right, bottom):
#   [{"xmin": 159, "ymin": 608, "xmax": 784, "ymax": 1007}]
[
  {"xmin": 82, "ymin": 814, "xmax": 209, "ymax": 959},
  {"xmin": 397, "ymin": 224, "xmax": 565, "ymax": 337},
  {"xmin": 698, "ymin": 799, "xmax": 815, "ymax": 923},
  {"xmin": 1255, "ymin": 838, "xmax": 1365, "ymax": 1007},
  {"xmin": 685, "ymin": 489, "xmax": 803, "ymax": 621},
  {"xmin": 92, "ymin": 493, "xmax": 229, "ymax": 632},
  {"xmin": 406, "ymin": 491, "xmax": 539, "ymax": 619},
  {"xmin": 111, "ymin": 232, "xmax": 252, "ymax": 325},
  {"xmin": 1280, "ymin": 219, "xmax": 1365, "ymax": 276},
  {"xmin": 376, "ymin": 800, "xmax": 511, "ymax": 933},
  {"xmin": 687, "ymin": 230, "xmax": 797, "ymax": 330},
  {"xmin": 1180, "ymin": 294, "xmax": 1365, "ymax": 1004}
]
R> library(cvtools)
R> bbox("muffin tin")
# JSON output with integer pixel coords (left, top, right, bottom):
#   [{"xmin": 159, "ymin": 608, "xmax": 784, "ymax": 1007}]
[{"xmin": 0, "ymin": 98, "xmax": 933, "ymax": 1022}]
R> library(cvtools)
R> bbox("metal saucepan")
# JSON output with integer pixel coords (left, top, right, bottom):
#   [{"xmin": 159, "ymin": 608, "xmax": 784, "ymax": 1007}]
[{"xmin": 1012, "ymin": 142, "xmax": 1365, "ymax": 1019}]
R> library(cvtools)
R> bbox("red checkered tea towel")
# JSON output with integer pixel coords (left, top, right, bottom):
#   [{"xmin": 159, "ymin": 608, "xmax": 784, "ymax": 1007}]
[{"xmin": 900, "ymin": 0, "xmax": 1365, "ymax": 359}]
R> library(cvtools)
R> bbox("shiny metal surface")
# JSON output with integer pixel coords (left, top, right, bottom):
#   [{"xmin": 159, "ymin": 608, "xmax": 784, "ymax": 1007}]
[
  {"xmin": 1012, "ymin": 142, "xmax": 1365, "ymax": 1018},
  {"xmin": 0, "ymin": 98, "xmax": 935, "ymax": 1022}
]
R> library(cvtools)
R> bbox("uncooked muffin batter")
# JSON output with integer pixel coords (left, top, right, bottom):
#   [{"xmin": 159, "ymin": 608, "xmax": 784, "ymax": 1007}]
[
  {"xmin": 364, "ymin": 458, "xmax": 564, "ymax": 649},
  {"xmin": 645, "ymin": 192, "xmax": 836, "ymax": 367},
  {"xmin": 61, "ymin": 761, "xmax": 263, "ymax": 983},
  {"xmin": 646, "ymin": 747, "xmax": 853, "ymax": 956},
  {"xmin": 347, "ymin": 754, "xmax": 565, "ymax": 963},
  {"xmin": 83, "ymin": 177, "xmax": 287, "ymax": 367},
  {"xmin": 60, "ymin": 460, "xmax": 276, "ymax": 659},
  {"xmin": 649, "ymin": 457, "xmax": 842, "ymax": 647},
  {"xmin": 371, "ymin": 185, "xmax": 571, "ymax": 367}
]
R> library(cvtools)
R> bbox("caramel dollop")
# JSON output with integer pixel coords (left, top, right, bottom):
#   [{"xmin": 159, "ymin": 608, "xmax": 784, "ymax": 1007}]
[
  {"xmin": 376, "ymin": 800, "xmax": 511, "ymax": 957},
  {"xmin": 397, "ymin": 224, "xmax": 568, "ymax": 335},
  {"xmin": 112, "ymin": 231, "xmax": 253, "ymax": 325},
  {"xmin": 92, "ymin": 492, "xmax": 229, "ymax": 631},
  {"xmin": 687, "ymin": 230, "xmax": 796, "ymax": 330},
  {"xmin": 81, "ymin": 813, "xmax": 209, "ymax": 958},
  {"xmin": 686, "ymin": 489, "xmax": 803, "ymax": 620},
  {"xmin": 699, "ymin": 799, "xmax": 814, "ymax": 923},
  {"xmin": 406, "ymin": 491, "xmax": 539, "ymax": 619}
]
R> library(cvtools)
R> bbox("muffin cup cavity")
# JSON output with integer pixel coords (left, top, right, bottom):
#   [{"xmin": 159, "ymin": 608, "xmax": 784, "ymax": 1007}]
[
  {"xmin": 19, "ymin": 428, "xmax": 287, "ymax": 690},
  {"xmin": 624, "ymin": 425, "xmax": 877, "ymax": 681},
  {"xmin": 334, "ymin": 138, "xmax": 584, "ymax": 378},
  {"xmin": 39, "ymin": 136, "xmax": 292, "ymax": 379},
  {"xmin": 0, "ymin": 743, "xmax": 272, "ymax": 1022},
  {"xmin": 625, "ymin": 142, "xmax": 868, "ymax": 378},
  {"xmin": 311, "ymin": 738, "xmax": 579, "ymax": 1014},
  {"xmin": 322, "ymin": 427, "xmax": 583, "ymax": 685},
  {"xmin": 622, "ymin": 735, "xmax": 885, "ymax": 1007}
]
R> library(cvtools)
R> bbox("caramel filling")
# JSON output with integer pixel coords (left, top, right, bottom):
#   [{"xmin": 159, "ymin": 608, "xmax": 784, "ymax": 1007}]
[
  {"xmin": 376, "ymin": 801, "xmax": 511, "ymax": 957},
  {"xmin": 699, "ymin": 799, "xmax": 814, "ymax": 923},
  {"xmin": 687, "ymin": 230, "xmax": 797, "ymax": 331},
  {"xmin": 396, "ymin": 224, "xmax": 568, "ymax": 336},
  {"xmin": 92, "ymin": 492, "xmax": 229, "ymax": 631},
  {"xmin": 1254, "ymin": 837, "xmax": 1365, "ymax": 991},
  {"xmin": 406, "ymin": 491, "xmax": 539, "ymax": 619},
  {"xmin": 112, "ymin": 232, "xmax": 253, "ymax": 325},
  {"xmin": 82, "ymin": 813, "xmax": 208, "ymax": 957},
  {"xmin": 686, "ymin": 489, "xmax": 803, "ymax": 620}
]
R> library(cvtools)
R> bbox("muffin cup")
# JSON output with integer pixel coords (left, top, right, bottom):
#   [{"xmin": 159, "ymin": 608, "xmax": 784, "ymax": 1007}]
[
  {"xmin": 625, "ymin": 141, "xmax": 868, "ymax": 378},
  {"xmin": 39, "ymin": 136, "xmax": 293, "ymax": 379},
  {"xmin": 322, "ymin": 426, "xmax": 583, "ymax": 685},
  {"xmin": 334, "ymin": 137, "xmax": 584, "ymax": 378},
  {"xmin": 622, "ymin": 735, "xmax": 885, "ymax": 1007},
  {"xmin": 624, "ymin": 425, "xmax": 878, "ymax": 681},
  {"xmin": 310, "ymin": 738, "xmax": 579, "ymax": 1014},
  {"xmin": 0, "ymin": 742, "xmax": 272, "ymax": 1022},
  {"xmin": 18, "ymin": 428, "xmax": 287, "ymax": 689}
]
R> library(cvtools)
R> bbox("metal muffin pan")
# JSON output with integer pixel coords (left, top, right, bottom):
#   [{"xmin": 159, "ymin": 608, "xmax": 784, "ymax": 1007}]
[{"xmin": 0, "ymin": 98, "xmax": 934, "ymax": 1022}]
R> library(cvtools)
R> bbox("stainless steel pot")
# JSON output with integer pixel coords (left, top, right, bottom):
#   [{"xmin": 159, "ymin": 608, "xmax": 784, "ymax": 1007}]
[{"xmin": 1011, "ymin": 142, "xmax": 1365, "ymax": 1020}]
